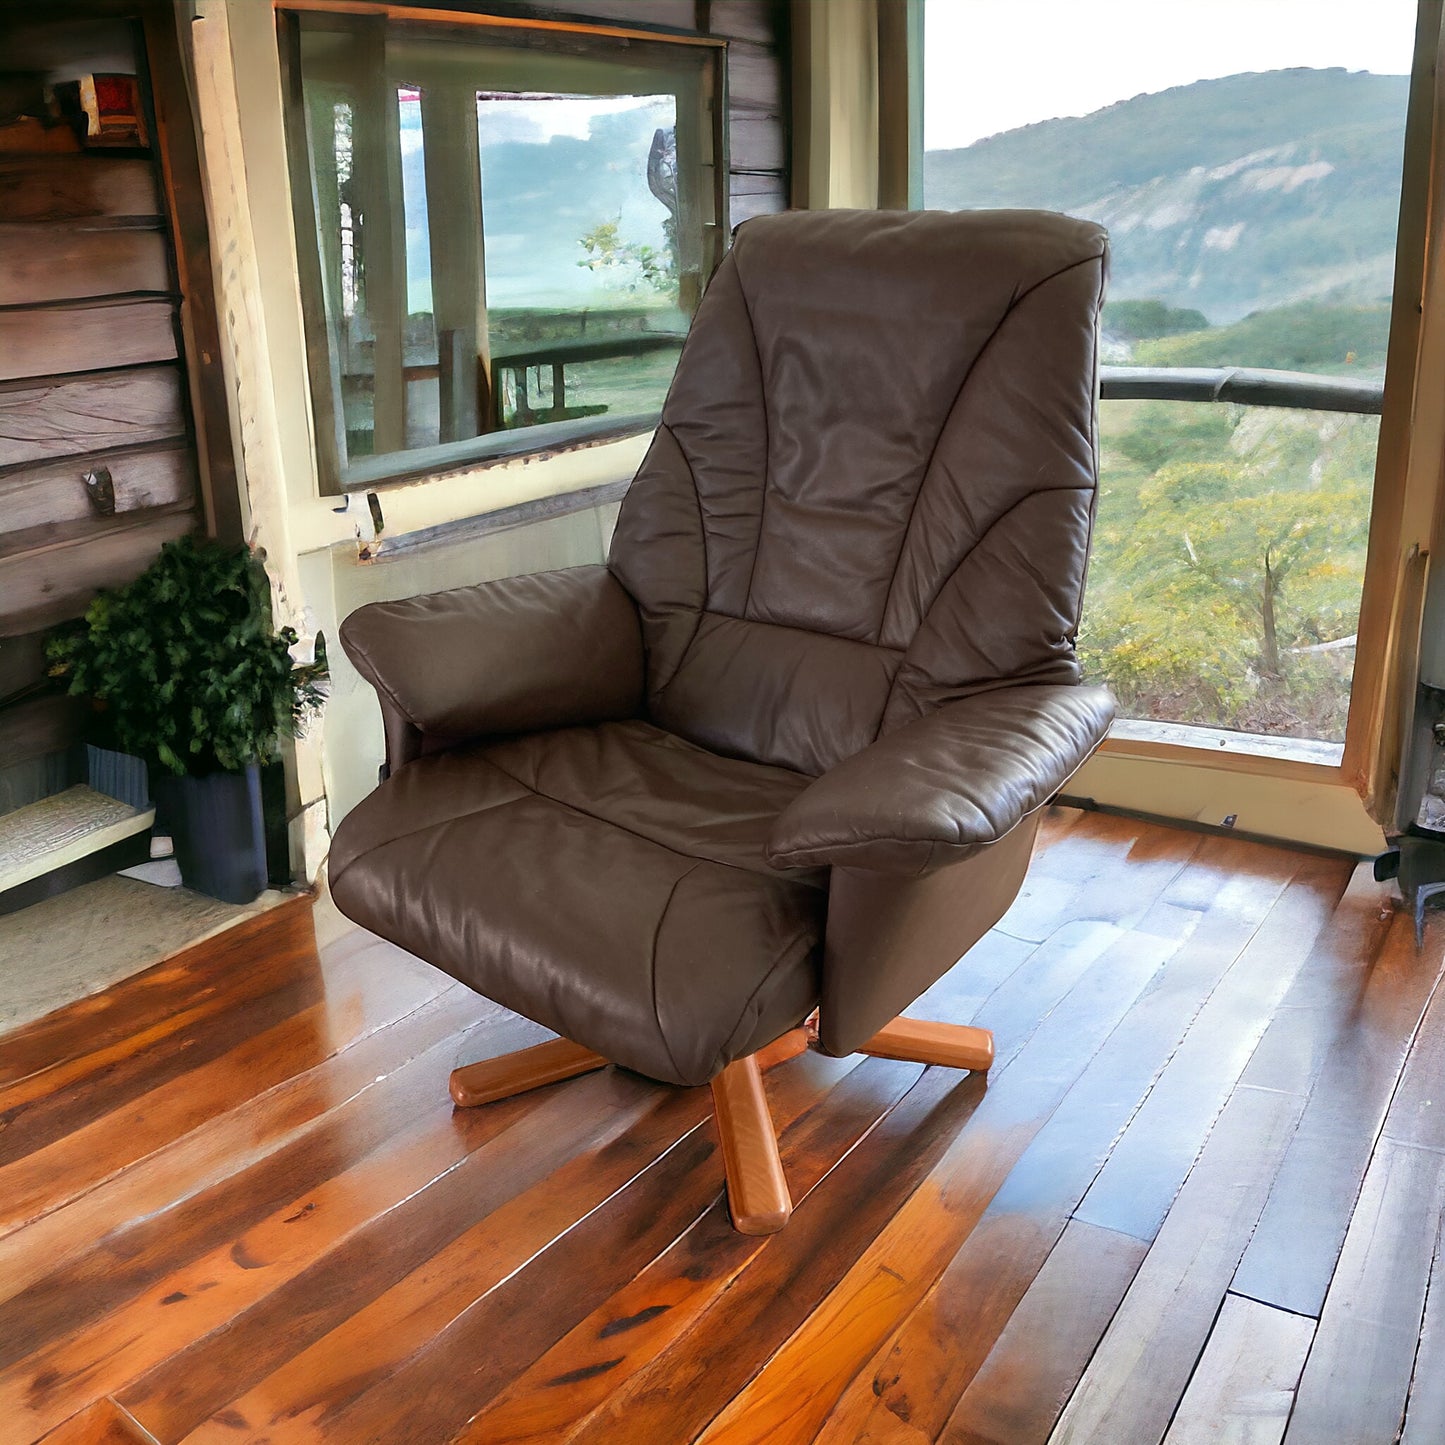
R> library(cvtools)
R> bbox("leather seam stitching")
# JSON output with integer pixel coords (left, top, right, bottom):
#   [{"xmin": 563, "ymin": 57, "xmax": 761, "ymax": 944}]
[
  {"xmin": 477, "ymin": 747, "xmax": 810, "ymax": 882},
  {"xmin": 881, "ymin": 484, "xmax": 1096, "ymax": 736},
  {"xmin": 793, "ymin": 690, "xmax": 1110, "ymax": 865},
  {"xmin": 661, "ymin": 421, "xmax": 712, "ymax": 609},
  {"xmin": 648, "ymin": 862, "xmax": 700, "ymax": 1082},
  {"xmin": 733, "ymin": 246, "xmax": 773, "ymax": 617},
  {"xmin": 876, "ymin": 249, "xmax": 1108, "ymax": 650},
  {"xmin": 340, "ymin": 627, "xmax": 426, "ymax": 736},
  {"xmin": 326, "ymin": 783, "xmax": 532, "ymax": 892},
  {"xmin": 648, "ymin": 423, "xmax": 713, "ymax": 707},
  {"xmin": 875, "ymin": 315, "xmax": 1015, "ymax": 646},
  {"xmin": 624, "ymin": 719, "xmax": 822, "ymax": 788},
  {"xmin": 773, "ymin": 836, "xmax": 972, "ymax": 873},
  {"xmin": 683, "ymin": 607, "xmax": 907, "ymax": 658},
  {"xmin": 713, "ymin": 921, "xmax": 818, "ymax": 1078},
  {"xmin": 1072, "ymin": 251, "xmax": 1110, "ymax": 634}
]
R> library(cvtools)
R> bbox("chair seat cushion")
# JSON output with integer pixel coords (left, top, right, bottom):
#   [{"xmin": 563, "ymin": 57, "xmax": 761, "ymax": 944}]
[{"xmin": 328, "ymin": 721, "xmax": 827, "ymax": 1086}]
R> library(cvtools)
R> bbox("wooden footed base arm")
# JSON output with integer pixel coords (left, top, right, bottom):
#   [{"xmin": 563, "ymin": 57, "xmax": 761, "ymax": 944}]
[
  {"xmin": 451, "ymin": 1036, "xmax": 798, "ymax": 1235},
  {"xmin": 445, "ymin": 1017, "xmax": 971, "ymax": 1238},
  {"xmin": 448, "ymin": 1025, "xmax": 809, "ymax": 1111},
  {"xmin": 853, "ymin": 1016, "xmax": 995, "ymax": 1072},
  {"xmin": 449, "ymin": 1037, "xmax": 610, "ymax": 1107},
  {"xmin": 710, "ymin": 1054, "xmax": 792, "ymax": 1235}
]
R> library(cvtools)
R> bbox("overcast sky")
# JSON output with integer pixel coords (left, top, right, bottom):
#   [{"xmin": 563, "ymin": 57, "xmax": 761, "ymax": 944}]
[{"xmin": 924, "ymin": 0, "xmax": 1420, "ymax": 150}]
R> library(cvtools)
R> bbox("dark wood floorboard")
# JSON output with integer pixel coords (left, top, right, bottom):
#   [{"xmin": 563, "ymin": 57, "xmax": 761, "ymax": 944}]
[
  {"xmin": 1401, "ymin": 1215, "xmax": 1445, "ymax": 1445},
  {"xmin": 1161, "ymin": 1294, "xmax": 1314, "ymax": 1444},
  {"xmin": 1231, "ymin": 880, "xmax": 1435, "ymax": 1319},
  {"xmin": 945, "ymin": 1220, "xmax": 1149, "ymax": 1445},
  {"xmin": 1, "ymin": 808, "xmax": 1438, "ymax": 1444},
  {"xmin": 818, "ymin": 842, "xmax": 1341, "ymax": 1445},
  {"xmin": 1050, "ymin": 1082, "xmax": 1308, "ymax": 1444},
  {"xmin": 1284, "ymin": 1138, "xmax": 1444, "ymax": 1445}
]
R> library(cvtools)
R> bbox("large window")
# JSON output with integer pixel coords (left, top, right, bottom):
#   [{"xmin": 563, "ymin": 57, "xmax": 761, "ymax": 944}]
[
  {"xmin": 923, "ymin": 0, "xmax": 1420, "ymax": 758},
  {"xmin": 280, "ymin": 11, "xmax": 725, "ymax": 491}
]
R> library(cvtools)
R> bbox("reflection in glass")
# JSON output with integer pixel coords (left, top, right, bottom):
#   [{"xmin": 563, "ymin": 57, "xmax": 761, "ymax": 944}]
[
  {"xmin": 476, "ymin": 92, "xmax": 687, "ymax": 431},
  {"xmin": 291, "ymin": 17, "xmax": 711, "ymax": 480}
]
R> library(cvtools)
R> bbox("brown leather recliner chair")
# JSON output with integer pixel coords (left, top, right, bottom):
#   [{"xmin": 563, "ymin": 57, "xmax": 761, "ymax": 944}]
[{"xmin": 329, "ymin": 208, "xmax": 1115, "ymax": 1234}]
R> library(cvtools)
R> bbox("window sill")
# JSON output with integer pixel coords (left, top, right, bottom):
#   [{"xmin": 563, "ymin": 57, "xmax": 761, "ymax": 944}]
[
  {"xmin": 338, "ymin": 411, "xmax": 661, "ymax": 494},
  {"xmin": 363, "ymin": 477, "xmax": 632, "ymax": 561},
  {"xmin": 305, "ymin": 417, "xmax": 654, "ymax": 560},
  {"xmin": 1102, "ymin": 718, "xmax": 1345, "ymax": 778}
]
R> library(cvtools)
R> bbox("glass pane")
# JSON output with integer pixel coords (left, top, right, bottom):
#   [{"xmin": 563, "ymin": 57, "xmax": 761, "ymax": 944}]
[
  {"xmin": 478, "ymin": 93, "xmax": 688, "ymax": 430},
  {"xmin": 923, "ymin": 1, "xmax": 1415, "ymax": 361},
  {"xmin": 292, "ymin": 19, "xmax": 710, "ymax": 478},
  {"xmin": 922, "ymin": 0, "xmax": 1416, "ymax": 744},
  {"xmin": 398, "ymin": 86, "xmax": 440, "ymax": 451},
  {"xmin": 1085, "ymin": 400, "xmax": 1378, "ymax": 742}
]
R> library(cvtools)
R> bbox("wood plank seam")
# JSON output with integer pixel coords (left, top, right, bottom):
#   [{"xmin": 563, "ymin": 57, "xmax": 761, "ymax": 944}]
[
  {"xmin": 1397, "ymin": 1206, "xmax": 1445, "ymax": 1444},
  {"xmin": 1234, "ymin": 922, "xmax": 1445, "ymax": 1320},
  {"xmin": 817, "ymin": 842, "xmax": 1332, "ymax": 1444}
]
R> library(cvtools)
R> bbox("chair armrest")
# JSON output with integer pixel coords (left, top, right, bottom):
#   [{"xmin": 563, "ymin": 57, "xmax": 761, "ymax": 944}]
[
  {"xmin": 766, "ymin": 684, "xmax": 1115, "ymax": 874},
  {"xmin": 339, "ymin": 564, "xmax": 645, "ymax": 748}
]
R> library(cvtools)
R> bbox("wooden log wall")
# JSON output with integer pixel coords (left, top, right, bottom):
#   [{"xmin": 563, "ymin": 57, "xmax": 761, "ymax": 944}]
[
  {"xmin": 703, "ymin": 0, "xmax": 790, "ymax": 221},
  {"xmin": 0, "ymin": 14, "xmax": 203, "ymax": 810}
]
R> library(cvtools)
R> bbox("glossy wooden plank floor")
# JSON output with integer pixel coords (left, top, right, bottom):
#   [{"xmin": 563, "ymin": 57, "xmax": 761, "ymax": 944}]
[{"xmin": 3, "ymin": 807, "xmax": 1440, "ymax": 1444}]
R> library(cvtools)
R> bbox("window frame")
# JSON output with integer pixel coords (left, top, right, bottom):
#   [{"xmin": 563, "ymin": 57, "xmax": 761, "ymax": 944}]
[
  {"xmin": 275, "ymin": 1, "xmax": 729, "ymax": 496},
  {"xmin": 909, "ymin": 0, "xmax": 1442, "ymax": 797}
]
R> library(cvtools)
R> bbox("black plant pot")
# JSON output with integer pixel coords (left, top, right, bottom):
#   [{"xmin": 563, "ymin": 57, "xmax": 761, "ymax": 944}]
[{"xmin": 154, "ymin": 764, "xmax": 267, "ymax": 904}]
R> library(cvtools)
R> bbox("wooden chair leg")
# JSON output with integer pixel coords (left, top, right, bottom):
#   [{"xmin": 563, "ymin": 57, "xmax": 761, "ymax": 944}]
[
  {"xmin": 710, "ymin": 1053, "xmax": 792, "ymax": 1235},
  {"xmin": 856, "ymin": 1016, "xmax": 995, "ymax": 1072},
  {"xmin": 449, "ymin": 1037, "xmax": 610, "ymax": 1108}
]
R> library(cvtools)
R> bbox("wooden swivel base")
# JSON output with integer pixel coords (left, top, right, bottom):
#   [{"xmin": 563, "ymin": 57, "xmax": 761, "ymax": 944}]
[{"xmin": 447, "ymin": 1016, "xmax": 994, "ymax": 1235}]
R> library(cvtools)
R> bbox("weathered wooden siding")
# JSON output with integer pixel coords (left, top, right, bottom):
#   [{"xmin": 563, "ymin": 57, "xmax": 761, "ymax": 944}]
[{"xmin": 0, "ymin": 10, "xmax": 204, "ymax": 812}]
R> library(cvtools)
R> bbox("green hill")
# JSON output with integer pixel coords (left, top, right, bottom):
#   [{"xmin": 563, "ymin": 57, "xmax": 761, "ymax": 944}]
[
  {"xmin": 1134, "ymin": 299, "xmax": 1392, "ymax": 371},
  {"xmin": 924, "ymin": 69, "xmax": 1409, "ymax": 323}
]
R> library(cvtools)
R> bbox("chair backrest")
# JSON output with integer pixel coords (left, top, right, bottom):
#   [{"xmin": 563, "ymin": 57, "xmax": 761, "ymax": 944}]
[{"xmin": 608, "ymin": 208, "xmax": 1108, "ymax": 776}]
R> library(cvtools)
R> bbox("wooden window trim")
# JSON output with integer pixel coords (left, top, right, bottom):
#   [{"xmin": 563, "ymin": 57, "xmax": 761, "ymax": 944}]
[
  {"xmin": 361, "ymin": 475, "xmax": 631, "ymax": 561},
  {"xmin": 140, "ymin": 2, "xmax": 245, "ymax": 545},
  {"xmin": 341, "ymin": 408, "xmax": 662, "ymax": 492},
  {"xmin": 274, "ymin": 0, "xmax": 727, "ymax": 49},
  {"xmin": 1340, "ymin": 0, "xmax": 1445, "ymax": 814},
  {"xmin": 1097, "ymin": 733, "xmax": 1347, "ymax": 787}
]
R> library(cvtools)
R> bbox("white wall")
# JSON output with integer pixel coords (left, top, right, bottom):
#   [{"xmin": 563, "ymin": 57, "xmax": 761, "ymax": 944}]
[
  {"xmin": 186, "ymin": 1, "xmax": 644, "ymax": 877},
  {"xmin": 314, "ymin": 504, "xmax": 621, "ymax": 824}
]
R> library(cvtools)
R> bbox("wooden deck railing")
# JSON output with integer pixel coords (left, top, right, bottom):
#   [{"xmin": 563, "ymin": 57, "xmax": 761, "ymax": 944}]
[
  {"xmin": 1099, "ymin": 365, "xmax": 1385, "ymax": 415},
  {"xmin": 490, "ymin": 333, "xmax": 687, "ymax": 428}
]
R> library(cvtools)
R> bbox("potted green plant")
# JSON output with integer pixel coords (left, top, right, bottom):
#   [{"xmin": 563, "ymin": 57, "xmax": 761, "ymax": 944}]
[{"xmin": 46, "ymin": 536, "xmax": 327, "ymax": 903}]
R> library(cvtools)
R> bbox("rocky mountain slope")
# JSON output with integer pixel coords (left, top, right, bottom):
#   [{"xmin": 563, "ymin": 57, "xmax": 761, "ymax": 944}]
[{"xmin": 924, "ymin": 69, "xmax": 1409, "ymax": 323}]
